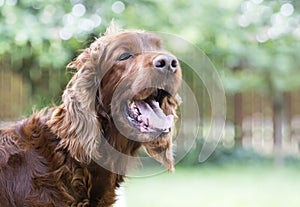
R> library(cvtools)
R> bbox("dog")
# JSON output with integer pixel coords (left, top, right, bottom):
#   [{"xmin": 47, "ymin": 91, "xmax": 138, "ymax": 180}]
[{"xmin": 0, "ymin": 24, "xmax": 182, "ymax": 207}]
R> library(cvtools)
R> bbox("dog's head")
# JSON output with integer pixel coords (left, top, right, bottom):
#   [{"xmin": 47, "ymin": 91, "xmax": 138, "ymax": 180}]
[{"xmin": 48, "ymin": 24, "xmax": 182, "ymax": 172}]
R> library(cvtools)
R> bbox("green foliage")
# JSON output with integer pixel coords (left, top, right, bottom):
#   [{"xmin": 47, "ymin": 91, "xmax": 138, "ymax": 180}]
[
  {"xmin": 178, "ymin": 138, "xmax": 269, "ymax": 166},
  {"xmin": 0, "ymin": 0, "xmax": 299, "ymax": 112},
  {"xmin": 178, "ymin": 137, "xmax": 300, "ymax": 167}
]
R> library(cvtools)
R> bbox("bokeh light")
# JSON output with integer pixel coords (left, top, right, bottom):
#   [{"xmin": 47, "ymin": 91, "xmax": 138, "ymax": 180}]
[{"xmin": 112, "ymin": 1, "xmax": 125, "ymax": 14}]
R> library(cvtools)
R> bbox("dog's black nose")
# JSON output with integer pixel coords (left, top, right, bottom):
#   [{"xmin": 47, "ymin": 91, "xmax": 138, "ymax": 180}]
[{"xmin": 153, "ymin": 55, "xmax": 178, "ymax": 73}]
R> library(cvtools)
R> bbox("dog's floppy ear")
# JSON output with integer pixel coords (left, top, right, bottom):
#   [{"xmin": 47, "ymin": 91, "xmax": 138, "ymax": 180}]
[
  {"xmin": 143, "ymin": 94, "xmax": 181, "ymax": 172},
  {"xmin": 47, "ymin": 42, "xmax": 104, "ymax": 163}
]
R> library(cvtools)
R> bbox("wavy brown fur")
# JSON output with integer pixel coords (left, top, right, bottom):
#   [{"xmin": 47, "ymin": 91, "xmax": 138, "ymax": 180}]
[{"xmin": 0, "ymin": 25, "xmax": 181, "ymax": 207}]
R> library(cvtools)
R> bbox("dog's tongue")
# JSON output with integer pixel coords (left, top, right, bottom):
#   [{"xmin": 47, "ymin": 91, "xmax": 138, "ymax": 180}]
[{"xmin": 136, "ymin": 100, "xmax": 173, "ymax": 130}]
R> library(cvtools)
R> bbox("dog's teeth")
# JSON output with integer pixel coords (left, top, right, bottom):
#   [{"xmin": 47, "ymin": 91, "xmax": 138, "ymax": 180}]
[
  {"xmin": 137, "ymin": 115, "xmax": 142, "ymax": 122},
  {"xmin": 129, "ymin": 101, "xmax": 136, "ymax": 109},
  {"xmin": 134, "ymin": 108, "xmax": 139, "ymax": 114}
]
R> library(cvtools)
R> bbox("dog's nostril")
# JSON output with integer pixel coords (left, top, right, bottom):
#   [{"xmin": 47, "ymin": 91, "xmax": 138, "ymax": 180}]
[
  {"xmin": 171, "ymin": 59, "xmax": 178, "ymax": 70},
  {"xmin": 153, "ymin": 55, "xmax": 178, "ymax": 73},
  {"xmin": 155, "ymin": 59, "xmax": 166, "ymax": 69}
]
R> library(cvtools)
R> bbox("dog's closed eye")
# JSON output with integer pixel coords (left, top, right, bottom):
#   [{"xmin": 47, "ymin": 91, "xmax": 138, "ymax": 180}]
[{"xmin": 117, "ymin": 52, "xmax": 134, "ymax": 61}]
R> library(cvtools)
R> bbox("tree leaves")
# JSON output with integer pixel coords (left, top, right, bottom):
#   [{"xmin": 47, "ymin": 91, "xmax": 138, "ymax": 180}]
[{"xmin": 0, "ymin": 0, "xmax": 299, "ymax": 109}]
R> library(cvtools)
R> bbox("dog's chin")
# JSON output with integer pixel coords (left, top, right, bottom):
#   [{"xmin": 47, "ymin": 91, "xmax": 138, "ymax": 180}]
[{"xmin": 120, "ymin": 88, "xmax": 174, "ymax": 142}]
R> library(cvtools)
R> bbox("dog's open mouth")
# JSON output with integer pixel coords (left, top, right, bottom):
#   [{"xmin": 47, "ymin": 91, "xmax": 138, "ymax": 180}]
[{"xmin": 126, "ymin": 89, "xmax": 173, "ymax": 133}]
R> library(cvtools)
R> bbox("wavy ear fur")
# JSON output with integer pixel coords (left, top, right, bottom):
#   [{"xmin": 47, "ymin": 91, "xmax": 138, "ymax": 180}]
[
  {"xmin": 47, "ymin": 22, "xmax": 122, "ymax": 163},
  {"xmin": 143, "ymin": 94, "xmax": 182, "ymax": 172},
  {"xmin": 47, "ymin": 41, "xmax": 104, "ymax": 163}
]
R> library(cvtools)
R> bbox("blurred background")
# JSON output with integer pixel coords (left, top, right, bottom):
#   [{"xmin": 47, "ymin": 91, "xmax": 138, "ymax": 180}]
[{"xmin": 1, "ymin": 0, "xmax": 300, "ymax": 206}]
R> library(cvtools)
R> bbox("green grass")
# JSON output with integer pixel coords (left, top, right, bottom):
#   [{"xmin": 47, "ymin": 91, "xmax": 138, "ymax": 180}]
[{"xmin": 121, "ymin": 165, "xmax": 300, "ymax": 207}]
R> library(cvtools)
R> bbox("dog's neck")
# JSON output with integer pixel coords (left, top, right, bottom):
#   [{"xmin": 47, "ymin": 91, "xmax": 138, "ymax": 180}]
[{"xmin": 86, "ymin": 125, "xmax": 141, "ymax": 205}]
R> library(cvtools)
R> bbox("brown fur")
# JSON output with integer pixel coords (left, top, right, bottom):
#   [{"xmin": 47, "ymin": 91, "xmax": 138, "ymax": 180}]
[{"xmin": 0, "ymin": 25, "xmax": 181, "ymax": 207}]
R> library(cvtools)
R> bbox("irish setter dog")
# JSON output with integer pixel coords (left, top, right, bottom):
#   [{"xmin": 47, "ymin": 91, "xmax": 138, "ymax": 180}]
[{"xmin": 0, "ymin": 25, "xmax": 182, "ymax": 207}]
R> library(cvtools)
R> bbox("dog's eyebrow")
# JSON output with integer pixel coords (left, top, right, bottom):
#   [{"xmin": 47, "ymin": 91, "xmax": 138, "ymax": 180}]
[
  {"xmin": 107, "ymin": 40, "xmax": 135, "ymax": 52},
  {"xmin": 117, "ymin": 46, "xmax": 134, "ymax": 52}
]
